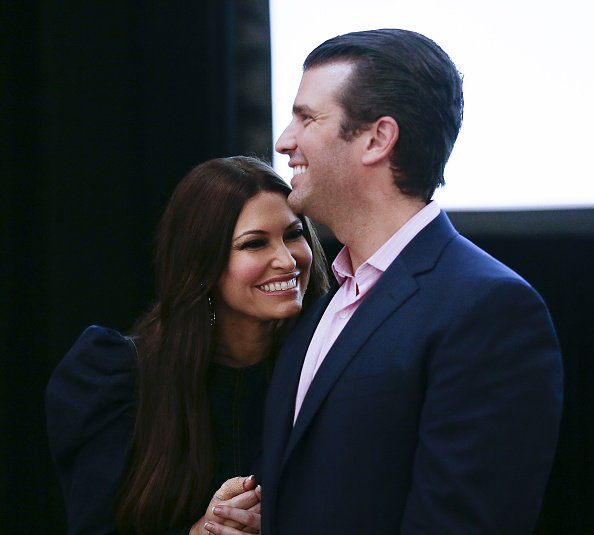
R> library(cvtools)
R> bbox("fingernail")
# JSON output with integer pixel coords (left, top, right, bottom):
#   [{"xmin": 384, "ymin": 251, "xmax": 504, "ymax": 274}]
[
  {"xmin": 212, "ymin": 506, "xmax": 222, "ymax": 515},
  {"xmin": 247, "ymin": 474, "xmax": 255, "ymax": 482},
  {"xmin": 204, "ymin": 521, "xmax": 214, "ymax": 531}
]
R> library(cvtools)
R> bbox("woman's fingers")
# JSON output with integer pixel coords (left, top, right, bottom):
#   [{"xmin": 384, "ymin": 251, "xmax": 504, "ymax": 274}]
[
  {"xmin": 242, "ymin": 475, "xmax": 257, "ymax": 491},
  {"xmin": 212, "ymin": 505, "xmax": 260, "ymax": 529},
  {"xmin": 204, "ymin": 523, "xmax": 259, "ymax": 535},
  {"xmin": 214, "ymin": 475, "xmax": 256, "ymax": 501},
  {"xmin": 247, "ymin": 501, "xmax": 261, "ymax": 514},
  {"xmin": 204, "ymin": 520, "xmax": 253, "ymax": 535},
  {"xmin": 224, "ymin": 489, "xmax": 260, "ymax": 509},
  {"xmin": 196, "ymin": 477, "xmax": 262, "ymax": 534}
]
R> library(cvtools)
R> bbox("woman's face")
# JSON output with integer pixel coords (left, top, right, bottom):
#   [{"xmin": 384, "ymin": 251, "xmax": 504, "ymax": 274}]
[{"xmin": 216, "ymin": 191, "xmax": 313, "ymax": 324}]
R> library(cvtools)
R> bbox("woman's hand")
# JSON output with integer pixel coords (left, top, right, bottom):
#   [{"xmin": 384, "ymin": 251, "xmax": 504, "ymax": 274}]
[{"xmin": 190, "ymin": 475, "xmax": 262, "ymax": 535}]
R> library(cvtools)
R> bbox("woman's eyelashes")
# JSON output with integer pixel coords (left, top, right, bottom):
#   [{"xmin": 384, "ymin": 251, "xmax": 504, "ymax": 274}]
[
  {"xmin": 237, "ymin": 238, "xmax": 267, "ymax": 251},
  {"xmin": 285, "ymin": 228, "xmax": 305, "ymax": 241},
  {"xmin": 235, "ymin": 228, "xmax": 304, "ymax": 251}
]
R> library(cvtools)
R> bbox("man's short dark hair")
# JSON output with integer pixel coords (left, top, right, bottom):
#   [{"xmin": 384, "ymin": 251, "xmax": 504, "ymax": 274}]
[{"xmin": 304, "ymin": 29, "xmax": 464, "ymax": 201}]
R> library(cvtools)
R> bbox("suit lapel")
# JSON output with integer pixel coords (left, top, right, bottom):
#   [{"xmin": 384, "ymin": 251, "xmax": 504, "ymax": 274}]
[
  {"xmin": 263, "ymin": 285, "xmax": 338, "ymax": 486},
  {"xmin": 267, "ymin": 288, "xmax": 336, "ymax": 412},
  {"xmin": 282, "ymin": 260, "xmax": 417, "ymax": 464},
  {"xmin": 281, "ymin": 211, "xmax": 459, "ymax": 466}
]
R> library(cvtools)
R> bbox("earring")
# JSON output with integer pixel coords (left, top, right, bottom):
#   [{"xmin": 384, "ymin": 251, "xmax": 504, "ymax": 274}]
[{"xmin": 207, "ymin": 295, "xmax": 216, "ymax": 327}]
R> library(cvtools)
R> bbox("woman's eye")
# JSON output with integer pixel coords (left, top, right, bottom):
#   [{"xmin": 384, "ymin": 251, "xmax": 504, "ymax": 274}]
[
  {"xmin": 239, "ymin": 239, "xmax": 266, "ymax": 250},
  {"xmin": 286, "ymin": 228, "xmax": 305, "ymax": 241}
]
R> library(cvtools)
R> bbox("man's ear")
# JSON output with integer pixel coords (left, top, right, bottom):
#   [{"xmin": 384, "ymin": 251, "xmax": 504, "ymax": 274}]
[{"xmin": 361, "ymin": 116, "xmax": 399, "ymax": 166}]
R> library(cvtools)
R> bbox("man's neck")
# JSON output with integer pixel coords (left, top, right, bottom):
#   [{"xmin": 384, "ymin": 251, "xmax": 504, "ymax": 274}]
[{"xmin": 335, "ymin": 197, "xmax": 427, "ymax": 272}]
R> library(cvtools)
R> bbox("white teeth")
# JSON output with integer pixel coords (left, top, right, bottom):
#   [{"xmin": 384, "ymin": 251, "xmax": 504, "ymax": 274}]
[
  {"xmin": 293, "ymin": 165, "xmax": 307, "ymax": 177},
  {"xmin": 259, "ymin": 277, "xmax": 297, "ymax": 293}
]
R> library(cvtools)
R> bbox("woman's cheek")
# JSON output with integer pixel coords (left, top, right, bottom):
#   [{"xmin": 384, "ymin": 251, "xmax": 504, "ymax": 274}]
[
  {"xmin": 296, "ymin": 241, "xmax": 313, "ymax": 291},
  {"xmin": 232, "ymin": 255, "xmax": 268, "ymax": 285}
]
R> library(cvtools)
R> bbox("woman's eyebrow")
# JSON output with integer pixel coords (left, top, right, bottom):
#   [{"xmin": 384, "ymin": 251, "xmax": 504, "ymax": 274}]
[
  {"xmin": 286, "ymin": 219, "xmax": 302, "ymax": 230},
  {"xmin": 233, "ymin": 229, "xmax": 267, "ymax": 241}
]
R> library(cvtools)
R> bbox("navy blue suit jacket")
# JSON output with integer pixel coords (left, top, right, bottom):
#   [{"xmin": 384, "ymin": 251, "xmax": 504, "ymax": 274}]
[{"xmin": 261, "ymin": 212, "xmax": 562, "ymax": 534}]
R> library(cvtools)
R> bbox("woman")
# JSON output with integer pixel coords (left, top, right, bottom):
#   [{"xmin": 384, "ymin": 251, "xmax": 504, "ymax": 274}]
[{"xmin": 46, "ymin": 156, "xmax": 329, "ymax": 535}]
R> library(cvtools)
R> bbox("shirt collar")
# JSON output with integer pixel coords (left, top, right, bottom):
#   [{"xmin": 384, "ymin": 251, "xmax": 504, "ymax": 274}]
[{"xmin": 332, "ymin": 201, "xmax": 441, "ymax": 284}]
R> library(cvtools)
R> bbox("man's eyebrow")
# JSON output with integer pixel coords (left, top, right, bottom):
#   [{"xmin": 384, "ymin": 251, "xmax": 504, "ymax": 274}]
[{"xmin": 293, "ymin": 104, "xmax": 316, "ymax": 116}]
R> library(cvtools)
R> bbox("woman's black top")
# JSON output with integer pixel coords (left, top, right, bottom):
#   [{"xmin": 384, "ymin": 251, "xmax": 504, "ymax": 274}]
[{"xmin": 46, "ymin": 325, "xmax": 269, "ymax": 535}]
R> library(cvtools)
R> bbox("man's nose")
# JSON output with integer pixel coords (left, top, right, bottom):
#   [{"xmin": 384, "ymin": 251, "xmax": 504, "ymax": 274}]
[{"xmin": 275, "ymin": 120, "xmax": 296, "ymax": 155}]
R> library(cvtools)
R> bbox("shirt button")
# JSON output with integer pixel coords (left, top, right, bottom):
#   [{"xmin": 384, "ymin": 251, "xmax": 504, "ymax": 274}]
[{"xmin": 339, "ymin": 311, "xmax": 348, "ymax": 319}]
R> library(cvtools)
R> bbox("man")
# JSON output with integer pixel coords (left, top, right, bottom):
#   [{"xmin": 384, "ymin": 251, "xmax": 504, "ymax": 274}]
[{"xmin": 261, "ymin": 29, "xmax": 562, "ymax": 534}]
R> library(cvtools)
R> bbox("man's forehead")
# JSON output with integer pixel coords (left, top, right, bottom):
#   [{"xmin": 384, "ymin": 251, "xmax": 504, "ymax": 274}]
[
  {"xmin": 304, "ymin": 60, "xmax": 354, "ymax": 75},
  {"xmin": 294, "ymin": 63, "xmax": 353, "ymax": 107}
]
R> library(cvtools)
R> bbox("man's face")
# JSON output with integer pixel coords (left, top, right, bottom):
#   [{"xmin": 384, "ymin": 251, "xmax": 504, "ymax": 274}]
[{"xmin": 275, "ymin": 62, "xmax": 362, "ymax": 226}]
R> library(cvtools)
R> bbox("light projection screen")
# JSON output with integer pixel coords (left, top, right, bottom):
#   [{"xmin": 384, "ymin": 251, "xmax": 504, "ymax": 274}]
[{"xmin": 270, "ymin": 0, "xmax": 594, "ymax": 212}]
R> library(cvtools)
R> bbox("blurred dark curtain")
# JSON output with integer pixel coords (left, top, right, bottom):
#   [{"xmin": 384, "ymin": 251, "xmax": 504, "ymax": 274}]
[
  {"xmin": 2, "ymin": 2, "xmax": 592, "ymax": 534},
  {"xmin": 1, "ymin": 1, "xmax": 271, "ymax": 533},
  {"xmin": 466, "ymin": 231, "xmax": 594, "ymax": 535}
]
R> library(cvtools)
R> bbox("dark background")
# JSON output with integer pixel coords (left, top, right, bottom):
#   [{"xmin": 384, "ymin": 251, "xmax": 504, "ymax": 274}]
[{"xmin": 2, "ymin": 2, "xmax": 592, "ymax": 533}]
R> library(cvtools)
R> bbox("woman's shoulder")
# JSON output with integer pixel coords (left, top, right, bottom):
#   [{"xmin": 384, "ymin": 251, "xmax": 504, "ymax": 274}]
[
  {"xmin": 68, "ymin": 324, "xmax": 138, "ymax": 361},
  {"xmin": 45, "ymin": 325, "xmax": 138, "ymax": 461},
  {"xmin": 48, "ymin": 325, "xmax": 138, "ymax": 392}
]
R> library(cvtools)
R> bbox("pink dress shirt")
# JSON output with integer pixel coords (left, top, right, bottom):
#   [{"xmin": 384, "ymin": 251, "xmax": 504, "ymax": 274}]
[{"xmin": 293, "ymin": 201, "xmax": 440, "ymax": 423}]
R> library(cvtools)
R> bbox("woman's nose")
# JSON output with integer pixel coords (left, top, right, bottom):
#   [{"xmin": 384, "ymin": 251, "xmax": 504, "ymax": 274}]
[{"xmin": 272, "ymin": 244, "xmax": 297, "ymax": 271}]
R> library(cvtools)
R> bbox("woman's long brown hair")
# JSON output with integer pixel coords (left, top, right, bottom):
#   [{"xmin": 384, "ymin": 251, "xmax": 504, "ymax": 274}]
[{"xmin": 116, "ymin": 156, "xmax": 328, "ymax": 534}]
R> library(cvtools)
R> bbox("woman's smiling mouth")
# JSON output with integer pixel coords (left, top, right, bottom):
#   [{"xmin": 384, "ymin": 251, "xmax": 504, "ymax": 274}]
[{"xmin": 258, "ymin": 276, "xmax": 298, "ymax": 293}]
